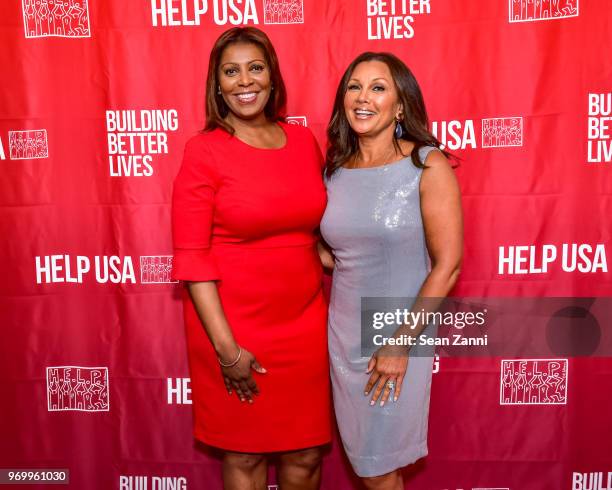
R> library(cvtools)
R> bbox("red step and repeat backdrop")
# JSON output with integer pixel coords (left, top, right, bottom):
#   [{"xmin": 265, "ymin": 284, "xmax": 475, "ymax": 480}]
[{"xmin": 1, "ymin": 0, "xmax": 611, "ymax": 489}]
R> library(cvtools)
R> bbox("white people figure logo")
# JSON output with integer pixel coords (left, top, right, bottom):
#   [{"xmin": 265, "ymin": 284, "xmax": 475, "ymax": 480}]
[
  {"xmin": 47, "ymin": 366, "xmax": 109, "ymax": 412},
  {"xmin": 286, "ymin": 116, "xmax": 307, "ymax": 127},
  {"xmin": 22, "ymin": 0, "xmax": 91, "ymax": 38},
  {"xmin": 8, "ymin": 130, "xmax": 49, "ymax": 159},
  {"xmin": 140, "ymin": 256, "xmax": 177, "ymax": 284},
  {"xmin": 263, "ymin": 0, "xmax": 304, "ymax": 24},
  {"xmin": 482, "ymin": 117, "xmax": 523, "ymax": 148},
  {"xmin": 431, "ymin": 116, "xmax": 524, "ymax": 151},
  {"xmin": 500, "ymin": 359, "xmax": 568, "ymax": 405},
  {"xmin": 509, "ymin": 0, "xmax": 578, "ymax": 23}
]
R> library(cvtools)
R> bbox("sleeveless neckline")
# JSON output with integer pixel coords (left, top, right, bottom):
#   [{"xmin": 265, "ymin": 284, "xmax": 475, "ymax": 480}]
[{"xmin": 340, "ymin": 155, "xmax": 411, "ymax": 171}]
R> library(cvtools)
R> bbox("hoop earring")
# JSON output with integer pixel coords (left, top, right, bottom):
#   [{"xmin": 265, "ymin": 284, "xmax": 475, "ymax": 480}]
[{"xmin": 394, "ymin": 119, "xmax": 404, "ymax": 139}]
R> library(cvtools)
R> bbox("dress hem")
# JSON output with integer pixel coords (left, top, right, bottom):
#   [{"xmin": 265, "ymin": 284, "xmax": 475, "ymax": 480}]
[
  {"xmin": 347, "ymin": 441, "xmax": 428, "ymax": 478},
  {"xmin": 194, "ymin": 429, "xmax": 332, "ymax": 454}
]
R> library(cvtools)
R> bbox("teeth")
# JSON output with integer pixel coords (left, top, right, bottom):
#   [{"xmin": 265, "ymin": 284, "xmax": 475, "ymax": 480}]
[
  {"xmin": 355, "ymin": 109, "xmax": 375, "ymax": 115},
  {"xmin": 237, "ymin": 93, "xmax": 257, "ymax": 101}
]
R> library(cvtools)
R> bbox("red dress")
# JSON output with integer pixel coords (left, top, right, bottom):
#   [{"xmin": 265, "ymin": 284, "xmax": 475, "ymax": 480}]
[{"xmin": 171, "ymin": 122, "xmax": 332, "ymax": 452}]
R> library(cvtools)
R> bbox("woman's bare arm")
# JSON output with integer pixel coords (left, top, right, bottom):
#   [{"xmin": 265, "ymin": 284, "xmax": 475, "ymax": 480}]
[
  {"xmin": 186, "ymin": 281, "xmax": 266, "ymax": 402},
  {"xmin": 366, "ymin": 149, "xmax": 463, "ymax": 405},
  {"xmin": 186, "ymin": 281, "xmax": 239, "ymax": 360},
  {"xmin": 416, "ymin": 149, "xmax": 463, "ymax": 297}
]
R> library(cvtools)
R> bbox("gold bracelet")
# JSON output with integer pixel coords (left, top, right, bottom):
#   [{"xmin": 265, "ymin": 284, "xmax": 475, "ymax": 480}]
[{"xmin": 218, "ymin": 346, "xmax": 242, "ymax": 368}]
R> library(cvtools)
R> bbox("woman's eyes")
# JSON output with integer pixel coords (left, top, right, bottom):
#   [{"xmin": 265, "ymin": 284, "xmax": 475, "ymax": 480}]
[
  {"xmin": 347, "ymin": 84, "xmax": 386, "ymax": 91},
  {"xmin": 223, "ymin": 64, "xmax": 265, "ymax": 76}
]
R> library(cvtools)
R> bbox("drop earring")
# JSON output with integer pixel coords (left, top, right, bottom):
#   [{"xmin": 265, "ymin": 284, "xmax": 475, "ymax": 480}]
[
  {"xmin": 394, "ymin": 118, "xmax": 404, "ymax": 139},
  {"xmin": 217, "ymin": 86, "xmax": 221, "ymax": 95}
]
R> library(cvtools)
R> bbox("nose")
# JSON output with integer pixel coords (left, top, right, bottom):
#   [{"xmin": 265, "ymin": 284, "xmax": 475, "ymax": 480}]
[
  {"xmin": 356, "ymin": 87, "xmax": 369, "ymax": 104},
  {"xmin": 238, "ymin": 67, "xmax": 254, "ymax": 87}
]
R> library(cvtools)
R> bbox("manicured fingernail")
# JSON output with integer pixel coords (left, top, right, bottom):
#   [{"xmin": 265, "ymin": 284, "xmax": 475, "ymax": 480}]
[
  {"xmin": 380, "ymin": 401, "xmax": 385, "ymax": 407},
  {"xmin": 370, "ymin": 400, "xmax": 375, "ymax": 406},
  {"xmin": 364, "ymin": 391, "xmax": 368, "ymax": 396},
  {"xmin": 393, "ymin": 396, "xmax": 398, "ymax": 402}
]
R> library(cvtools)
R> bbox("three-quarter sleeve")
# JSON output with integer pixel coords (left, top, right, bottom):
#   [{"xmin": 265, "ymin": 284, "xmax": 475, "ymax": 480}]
[{"xmin": 171, "ymin": 136, "xmax": 221, "ymax": 282}]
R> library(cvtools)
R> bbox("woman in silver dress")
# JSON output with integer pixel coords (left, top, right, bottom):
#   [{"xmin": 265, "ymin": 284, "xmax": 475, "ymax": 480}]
[{"xmin": 319, "ymin": 52, "xmax": 463, "ymax": 489}]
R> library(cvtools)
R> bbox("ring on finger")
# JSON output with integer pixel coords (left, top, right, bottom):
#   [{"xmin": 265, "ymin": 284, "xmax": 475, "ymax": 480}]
[{"xmin": 386, "ymin": 380, "xmax": 396, "ymax": 390}]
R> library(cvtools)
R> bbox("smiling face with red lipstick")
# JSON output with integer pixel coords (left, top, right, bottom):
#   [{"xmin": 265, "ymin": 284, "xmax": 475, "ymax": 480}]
[{"xmin": 218, "ymin": 42, "xmax": 272, "ymax": 125}]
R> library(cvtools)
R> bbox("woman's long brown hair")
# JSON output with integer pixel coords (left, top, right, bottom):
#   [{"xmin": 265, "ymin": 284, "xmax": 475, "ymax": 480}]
[{"xmin": 326, "ymin": 52, "xmax": 452, "ymax": 177}]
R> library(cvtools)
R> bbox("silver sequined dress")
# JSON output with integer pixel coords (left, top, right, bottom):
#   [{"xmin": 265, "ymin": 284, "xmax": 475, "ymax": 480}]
[{"xmin": 320, "ymin": 146, "xmax": 439, "ymax": 477}]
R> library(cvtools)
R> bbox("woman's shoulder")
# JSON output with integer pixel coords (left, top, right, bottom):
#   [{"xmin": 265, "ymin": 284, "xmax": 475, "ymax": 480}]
[
  {"xmin": 180, "ymin": 130, "xmax": 230, "ymax": 178},
  {"xmin": 417, "ymin": 144, "xmax": 444, "ymax": 165},
  {"xmin": 417, "ymin": 145, "xmax": 450, "ymax": 169},
  {"xmin": 183, "ymin": 129, "xmax": 233, "ymax": 165},
  {"xmin": 398, "ymin": 140, "xmax": 444, "ymax": 167},
  {"xmin": 395, "ymin": 140, "xmax": 443, "ymax": 168}
]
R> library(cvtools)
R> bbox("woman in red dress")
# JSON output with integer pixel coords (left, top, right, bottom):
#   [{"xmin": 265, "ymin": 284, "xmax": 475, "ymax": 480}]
[{"xmin": 171, "ymin": 27, "xmax": 331, "ymax": 489}]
